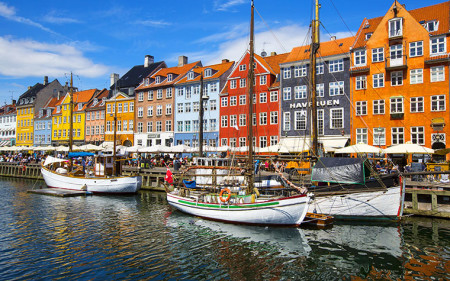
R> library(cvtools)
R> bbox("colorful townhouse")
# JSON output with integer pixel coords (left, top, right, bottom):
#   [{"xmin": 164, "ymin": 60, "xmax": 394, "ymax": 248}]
[
  {"xmin": 349, "ymin": 1, "xmax": 450, "ymax": 159},
  {"xmin": 34, "ymin": 95, "xmax": 63, "ymax": 146},
  {"xmin": 173, "ymin": 59, "xmax": 234, "ymax": 148},
  {"xmin": 107, "ymin": 55, "xmax": 166, "ymax": 147},
  {"xmin": 51, "ymin": 89, "xmax": 98, "ymax": 146},
  {"xmin": 0, "ymin": 102, "xmax": 17, "ymax": 147},
  {"xmin": 16, "ymin": 77, "xmax": 65, "ymax": 146},
  {"xmin": 134, "ymin": 56, "xmax": 201, "ymax": 147},
  {"xmin": 280, "ymin": 37, "xmax": 355, "ymax": 153},
  {"xmin": 219, "ymin": 51, "xmax": 287, "ymax": 148},
  {"xmin": 85, "ymin": 89, "xmax": 108, "ymax": 145},
  {"xmin": 104, "ymin": 91, "xmax": 135, "ymax": 146}
]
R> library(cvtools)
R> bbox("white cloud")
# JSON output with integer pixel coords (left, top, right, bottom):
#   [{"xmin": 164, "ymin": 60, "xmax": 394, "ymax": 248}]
[
  {"xmin": 214, "ymin": 0, "xmax": 246, "ymax": 11},
  {"xmin": 0, "ymin": 2, "xmax": 59, "ymax": 35},
  {"xmin": 134, "ymin": 19, "xmax": 171, "ymax": 27},
  {"xmin": 0, "ymin": 36, "xmax": 109, "ymax": 78},
  {"xmin": 42, "ymin": 10, "xmax": 82, "ymax": 24}
]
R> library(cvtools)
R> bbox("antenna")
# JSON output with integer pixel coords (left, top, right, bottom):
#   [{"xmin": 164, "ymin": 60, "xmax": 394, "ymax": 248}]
[{"xmin": 261, "ymin": 42, "xmax": 269, "ymax": 57}]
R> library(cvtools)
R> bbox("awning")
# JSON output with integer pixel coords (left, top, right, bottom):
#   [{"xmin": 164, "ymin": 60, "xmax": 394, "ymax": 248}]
[
  {"xmin": 319, "ymin": 137, "xmax": 350, "ymax": 152},
  {"xmin": 278, "ymin": 138, "xmax": 311, "ymax": 152}
]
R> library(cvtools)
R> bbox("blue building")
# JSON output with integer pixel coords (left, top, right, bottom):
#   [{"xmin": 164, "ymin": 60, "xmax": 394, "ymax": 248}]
[
  {"xmin": 34, "ymin": 96, "xmax": 62, "ymax": 146},
  {"xmin": 174, "ymin": 59, "xmax": 234, "ymax": 153}
]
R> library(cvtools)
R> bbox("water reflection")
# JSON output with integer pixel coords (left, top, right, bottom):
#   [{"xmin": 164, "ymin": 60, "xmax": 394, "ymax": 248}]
[{"xmin": 0, "ymin": 179, "xmax": 449, "ymax": 280}]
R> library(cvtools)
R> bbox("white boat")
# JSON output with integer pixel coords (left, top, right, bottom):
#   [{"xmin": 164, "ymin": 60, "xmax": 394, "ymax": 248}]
[
  {"xmin": 40, "ymin": 74, "xmax": 141, "ymax": 194},
  {"xmin": 41, "ymin": 156, "xmax": 141, "ymax": 194},
  {"xmin": 166, "ymin": 1, "xmax": 311, "ymax": 226}
]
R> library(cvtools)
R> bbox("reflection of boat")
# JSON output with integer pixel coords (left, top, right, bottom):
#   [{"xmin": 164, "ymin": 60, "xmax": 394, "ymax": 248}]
[
  {"xmin": 166, "ymin": 211, "xmax": 311, "ymax": 257},
  {"xmin": 41, "ymin": 74, "xmax": 142, "ymax": 194},
  {"xmin": 166, "ymin": 1, "xmax": 310, "ymax": 226}
]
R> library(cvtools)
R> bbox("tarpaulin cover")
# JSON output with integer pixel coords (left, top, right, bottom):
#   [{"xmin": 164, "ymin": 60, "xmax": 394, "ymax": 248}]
[
  {"xmin": 311, "ymin": 157, "xmax": 367, "ymax": 184},
  {"xmin": 183, "ymin": 180, "xmax": 197, "ymax": 188},
  {"xmin": 68, "ymin": 152, "xmax": 95, "ymax": 158}
]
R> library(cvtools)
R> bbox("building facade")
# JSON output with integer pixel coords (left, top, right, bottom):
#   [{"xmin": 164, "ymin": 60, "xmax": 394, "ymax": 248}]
[
  {"xmin": 349, "ymin": 1, "xmax": 450, "ymax": 159},
  {"xmin": 280, "ymin": 37, "xmax": 354, "ymax": 153},
  {"xmin": 85, "ymin": 89, "xmax": 108, "ymax": 145},
  {"xmin": 51, "ymin": 89, "xmax": 98, "ymax": 146},
  {"xmin": 0, "ymin": 102, "xmax": 16, "ymax": 146},
  {"xmin": 220, "ymin": 51, "xmax": 287, "ymax": 149},
  {"xmin": 104, "ymin": 92, "xmax": 135, "ymax": 146},
  {"xmin": 173, "ymin": 59, "xmax": 234, "ymax": 149},
  {"xmin": 134, "ymin": 56, "xmax": 201, "ymax": 147},
  {"xmin": 34, "ymin": 96, "xmax": 62, "ymax": 146}
]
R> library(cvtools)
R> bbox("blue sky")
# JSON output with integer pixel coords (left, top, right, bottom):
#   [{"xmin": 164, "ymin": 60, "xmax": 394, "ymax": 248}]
[{"xmin": 0, "ymin": 0, "xmax": 445, "ymax": 104}]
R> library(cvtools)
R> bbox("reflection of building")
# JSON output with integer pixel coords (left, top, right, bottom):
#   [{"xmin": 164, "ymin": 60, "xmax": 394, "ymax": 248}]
[
  {"xmin": 85, "ymin": 89, "xmax": 109, "ymax": 145},
  {"xmin": 51, "ymin": 89, "xmax": 98, "ymax": 146},
  {"xmin": 174, "ymin": 60, "xmax": 234, "ymax": 148},
  {"xmin": 0, "ymin": 102, "xmax": 17, "ymax": 146},
  {"xmin": 349, "ymin": 1, "xmax": 450, "ymax": 160},
  {"xmin": 135, "ymin": 56, "xmax": 201, "ymax": 147},
  {"xmin": 16, "ymin": 76, "xmax": 65, "ymax": 147}
]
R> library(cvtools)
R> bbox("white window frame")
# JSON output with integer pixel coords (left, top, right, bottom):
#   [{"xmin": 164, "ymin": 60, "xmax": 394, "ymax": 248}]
[
  {"xmin": 410, "ymin": 69, "xmax": 423, "ymax": 84},
  {"xmin": 431, "ymin": 66, "xmax": 445, "ymax": 82},
  {"xmin": 409, "ymin": 41, "xmax": 423, "ymax": 57},
  {"xmin": 372, "ymin": 47, "xmax": 384, "ymax": 62},
  {"xmin": 330, "ymin": 108, "xmax": 344, "ymax": 129},
  {"xmin": 410, "ymin": 97, "xmax": 424, "ymax": 113},
  {"xmin": 373, "ymin": 73, "xmax": 384, "ymax": 88},
  {"xmin": 431, "ymin": 95, "xmax": 446, "ymax": 111}
]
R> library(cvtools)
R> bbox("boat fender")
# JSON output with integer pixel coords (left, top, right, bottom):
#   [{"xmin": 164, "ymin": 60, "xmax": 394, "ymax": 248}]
[
  {"xmin": 253, "ymin": 187, "xmax": 260, "ymax": 197},
  {"xmin": 219, "ymin": 188, "xmax": 231, "ymax": 202}
]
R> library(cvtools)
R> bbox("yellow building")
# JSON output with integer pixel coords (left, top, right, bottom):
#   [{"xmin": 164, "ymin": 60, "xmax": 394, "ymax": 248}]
[
  {"xmin": 105, "ymin": 92, "xmax": 135, "ymax": 146},
  {"xmin": 51, "ymin": 89, "xmax": 98, "ymax": 146},
  {"xmin": 16, "ymin": 104, "xmax": 34, "ymax": 147}
]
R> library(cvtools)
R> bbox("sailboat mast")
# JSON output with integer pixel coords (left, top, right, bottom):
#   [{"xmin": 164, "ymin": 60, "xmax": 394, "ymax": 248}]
[
  {"xmin": 247, "ymin": 0, "xmax": 255, "ymax": 193},
  {"xmin": 199, "ymin": 72, "xmax": 204, "ymax": 157},
  {"xmin": 113, "ymin": 97, "xmax": 117, "ymax": 176},
  {"xmin": 69, "ymin": 73, "xmax": 74, "ymax": 153},
  {"xmin": 310, "ymin": 0, "xmax": 320, "ymax": 158}
]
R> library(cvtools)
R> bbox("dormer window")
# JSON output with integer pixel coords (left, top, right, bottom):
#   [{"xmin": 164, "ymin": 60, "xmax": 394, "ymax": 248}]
[
  {"xmin": 187, "ymin": 71, "xmax": 195, "ymax": 80},
  {"xmin": 25, "ymin": 98, "xmax": 29, "ymax": 104},
  {"xmin": 57, "ymin": 106, "xmax": 61, "ymax": 113},
  {"xmin": 93, "ymin": 98, "xmax": 98, "ymax": 106},
  {"xmin": 167, "ymin": 74, "xmax": 173, "ymax": 82},
  {"xmin": 204, "ymin": 68, "xmax": 212, "ymax": 77},
  {"xmin": 389, "ymin": 18, "xmax": 402, "ymax": 38},
  {"xmin": 77, "ymin": 103, "xmax": 82, "ymax": 110},
  {"xmin": 155, "ymin": 76, "xmax": 161, "ymax": 84},
  {"xmin": 145, "ymin": 78, "xmax": 150, "ymax": 86},
  {"xmin": 39, "ymin": 110, "xmax": 43, "ymax": 117},
  {"xmin": 101, "ymin": 97, "xmax": 106, "ymax": 106},
  {"xmin": 365, "ymin": 33, "xmax": 372, "ymax": 40},
  {"xmin": 423, "ymin": 20, "xmax": 438, "ymax": 32}
]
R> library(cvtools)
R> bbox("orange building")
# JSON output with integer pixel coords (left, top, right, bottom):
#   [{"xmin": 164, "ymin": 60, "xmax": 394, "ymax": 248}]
[{"xmin": 350, "ymin": 1, "xmax": 450, "ymax": 159}]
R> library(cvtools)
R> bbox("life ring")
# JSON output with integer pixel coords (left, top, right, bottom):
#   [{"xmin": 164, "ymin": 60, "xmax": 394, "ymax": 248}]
[{"xmin": 219, "ymin": 188, "xmax": 231, "ymax": 202}]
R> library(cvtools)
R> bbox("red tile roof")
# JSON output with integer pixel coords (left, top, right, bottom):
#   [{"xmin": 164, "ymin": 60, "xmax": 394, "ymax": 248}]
[
  {"xmin": 176, "ymin": 60, "xmax": 234, "ymax": 84},
  {"xmin": 137, "ymin": 61, "xmax": 201, "ymax": 90}
]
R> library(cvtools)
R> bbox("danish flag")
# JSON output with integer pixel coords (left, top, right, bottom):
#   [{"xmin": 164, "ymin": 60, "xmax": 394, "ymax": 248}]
[{"xmin": 165, "ymin": 168, "xmax": 174, "ymax": 184}]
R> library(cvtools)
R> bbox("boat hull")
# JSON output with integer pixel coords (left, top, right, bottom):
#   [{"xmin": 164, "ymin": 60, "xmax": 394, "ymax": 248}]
[
  {"xmin": 41, "ymin": 167, "xmax": 142, "ymax": 194},
  {"xmin": 167, "ymin": 193, "xmax": 311, "ymax": 226},
  {"xmin": 308, "ymin": 186, "xmax": 405, "ymax": 221}
]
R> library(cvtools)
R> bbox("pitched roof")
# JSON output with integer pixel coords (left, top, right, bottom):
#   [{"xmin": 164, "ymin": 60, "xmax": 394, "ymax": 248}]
[
  {"xmin": 137, "ymin": 61, "xmax": 202, "ymax": 90},
  {"xmin": 284, "ymin": 36, "xmax": 355, "ymax": 63},
  {"xmin": 176, "ymin": 60, "xmax": 234, "ymax": 84},
  {"xmin": 352, "ymin": 1, "xmax": 450, "ymax": 50},
  {"xmin": 260, "ymin": 52, "xmax": 289, "ymax": 73},
  {"xmin": 86, "ymin": 89, "xmax": 109, "ymax": 110},
  {"xmin": 111, "ymin": 61, "xmax": 165, "ymax": 90},
  {"xmin": 18, "ymin": 83, "xmax": 45, "ymax": 101},
  {"xmin": 0, "ymin": 103, "xmax": 16, "ymax": 116}
]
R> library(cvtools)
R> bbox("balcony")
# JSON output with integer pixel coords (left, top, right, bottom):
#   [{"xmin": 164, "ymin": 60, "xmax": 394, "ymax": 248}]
[
  {"xmin": 425, "ymin": 54, "xmax": 450, "ymax": 65},
  {"xmin": 390, "ymin": 112, "xmax": 404, "ymax": 120},
  {"xmin": 385, "ymin": 55, "xmax": 407, "ymax": 71},
  {"xmin": 349, "ymin": 65, "xmax": 370, "ymax": 74}
]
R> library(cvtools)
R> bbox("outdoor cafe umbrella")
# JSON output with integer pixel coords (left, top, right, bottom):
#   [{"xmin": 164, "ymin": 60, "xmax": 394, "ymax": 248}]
[
  {"xmin": 334, "ymin": 143, "xmax": 385, "ymax": 154},
  {"xmin": 383, "ymin": 142, "xmax": 434, "ymax": 154}
]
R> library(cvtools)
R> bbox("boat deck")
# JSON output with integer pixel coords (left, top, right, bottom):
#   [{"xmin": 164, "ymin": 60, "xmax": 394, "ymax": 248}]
[{"xmin": 28, "ymin": 188, "xmax": 93, "ymax": 197}]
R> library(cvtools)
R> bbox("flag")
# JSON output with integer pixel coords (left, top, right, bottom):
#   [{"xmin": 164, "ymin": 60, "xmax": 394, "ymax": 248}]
[{"xmin": 165, "ymin": 168, "xmax": 173, "ymax": 184}]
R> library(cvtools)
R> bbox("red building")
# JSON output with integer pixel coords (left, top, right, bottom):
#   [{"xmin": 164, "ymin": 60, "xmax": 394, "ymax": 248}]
[{"xmin": 220, "ymin": 51, "xmax": 288, "ymax": 149}]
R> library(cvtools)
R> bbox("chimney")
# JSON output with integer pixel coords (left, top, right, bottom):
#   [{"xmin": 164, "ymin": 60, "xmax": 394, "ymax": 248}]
[
  {"xmin": 178, "ymin": 55, "xmax": 188, "ymax": 66},
  {"xmin": 110, "ymin": 73, "xmax": 119, "ymax": 87},
  {"xmin": 330, "ymin": 36, "xmax": 337, "ymax": 40},
  {"xmin": 28, "ymin": 86, "xmax": 32, "ymax": 90},
  {"xmin": 144, "ymin": 55, "xmax": 154, "ymax": 67},
  {"xmin": 12, "ymin": 100, "xmax": 16, "ymax": 105},
  {"xmin": 270, "ymin": 52, "xmax": 277, "ymax": 56},
  {"xmin": 222, "ymin": 59, "xmax": 230, "ymax": 63},
  {"xmin": 44, "ymin": 76, "xmax": 48, "ymax": 85}
]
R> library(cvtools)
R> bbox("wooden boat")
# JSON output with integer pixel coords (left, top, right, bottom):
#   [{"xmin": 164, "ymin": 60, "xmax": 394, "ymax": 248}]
[
  {"xmin": 41, "ymin": 74, "xmax": 141, "ymax": 194},
  {"xmin": 166, "ymin": 0, "xmax": 311, "ymax": 226}
]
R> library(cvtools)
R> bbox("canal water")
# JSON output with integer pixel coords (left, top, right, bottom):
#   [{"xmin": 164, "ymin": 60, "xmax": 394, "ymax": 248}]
[{"xmin": 0, "ymin": 177, "xmax": 448, "ymax": 280}]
